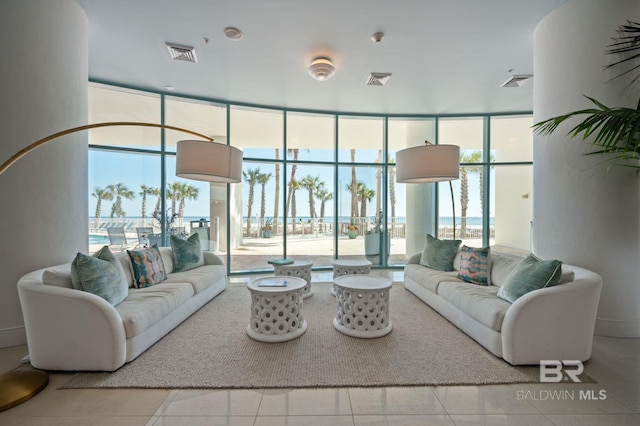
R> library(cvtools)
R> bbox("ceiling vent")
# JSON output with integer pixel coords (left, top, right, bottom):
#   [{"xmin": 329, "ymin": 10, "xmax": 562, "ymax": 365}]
[
  {"xmin": 165, "ymin": 42, "xmax": 198, "ymax": 63},
  {"xmin": 366, "ymin": 72, "xmax": 392, "ymax": 86},
  {"xmin": 501, "ymin": 74, "xmax": 532, "ymax": 88}
]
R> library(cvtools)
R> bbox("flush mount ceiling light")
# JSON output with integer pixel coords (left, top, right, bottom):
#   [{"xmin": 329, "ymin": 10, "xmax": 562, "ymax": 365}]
[
  {"xmin": 308, "ymin": 57, "xmax": 335, "ymax": 81},
  {"xmin": 366, "ymin": 72, "xmax": 392, "ymax": 86},
  {"xmin": 501, "ymin": 74, "xmax": 533, "ymax": 88},
  {"xmin": 223, "ymin": 26, "xmax": 243, "ymax": 41},
  {"xmin": 165, "ymin": 42, "xmax": 197, "ymax": 63}
]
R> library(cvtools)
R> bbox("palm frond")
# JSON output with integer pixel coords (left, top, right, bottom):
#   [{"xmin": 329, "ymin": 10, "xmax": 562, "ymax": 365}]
[{"xmin": 604, "ymin": 20, "xmax": 640, "ymax": 93}]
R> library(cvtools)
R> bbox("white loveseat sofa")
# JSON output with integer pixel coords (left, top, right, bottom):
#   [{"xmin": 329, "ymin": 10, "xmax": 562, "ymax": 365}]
[
  {"xmin": 404, "ymin": 250, "xmax": 602, "ymax": 366},
  {"xmin": 17, "ymin": 247, "xmax": 226, "ymax": 371}
]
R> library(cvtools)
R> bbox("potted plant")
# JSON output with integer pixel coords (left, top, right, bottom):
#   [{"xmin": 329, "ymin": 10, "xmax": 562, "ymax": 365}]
[
  {"xmin": 364, "ymin": 211, "xmax": 390, "ymax": 262},
  {"xmin": 261, "ymin": 218, "xmax": 273, "ymax": 238},
  {"xmin": 347, "ymin": 223, "xmax": 358, "ymax": 239},
  {"xmin": 533, "ymin": 20, "xmax": 640, "ymax": 170}
]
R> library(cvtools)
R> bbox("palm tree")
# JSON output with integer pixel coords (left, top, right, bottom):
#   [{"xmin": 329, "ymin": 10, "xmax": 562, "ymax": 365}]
[
  {"xmin": 243, "ymin": 168, "xmax": 262, "ymax": 236},
  {"xmin": 301, "ymin": 175, "xmax": 321, "ymax": 218},
  {"xmin": 388, "ymin": 162, "xmax": 397, "ymax": 221},
  {"xmin": 91, "ymin": 187, "xmax": 113, "ymax": 224},
  {"xmin": 375, "ymin": 149, "xmax": 383, "ymax": 214},
  {"xmin": 257, "ymin": 171, "xmax": 273, "ymax": 220},
  {"xmin": 290, "ymin": 179, "xmax": 301, "ymax": 233},
  {"xmin": 273, "ymin": 149, "xmax": 281, "ymax": 234},
  {"xmin": 458, "ymin": 151, "xmax": 482, "ymax": 237},
  {"xmin": 345, "ymin": 179, "xmax": 363, "ymax": 218},
  {"xmin": 107, "ymin": 183, "xmax": 135, "ymax": 219},
  {"xmin": 178, "ymin": 184, "xmax": 199, "ymax": 219},
  {"xmin": 315, "ymin": 183, "xmax": 333, "ymax": 223},
  {"xmin": 285, "ymin": 149, "xmax": 299, "ymax": 224},
  {"xmin": 350, "ymin": 149, "xmax": 358, "ymax": 219},
  {"xmin": 358, "ymin": 184, "xmax": 375, "ymax": 220},
  {"xmin": 166, "ymin": 182, "xmax": 184, "ymax": 222},
  {"xmin": 139, "ymin": 184, "xmax": 155, "ymax": 223}
]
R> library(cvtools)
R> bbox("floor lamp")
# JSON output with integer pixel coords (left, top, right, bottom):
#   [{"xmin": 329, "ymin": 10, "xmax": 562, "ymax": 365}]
[
  {"xmin": 395, "ymin": 142, "xmax": 460, "ymax": 239},
  {"xmin": 0, "ymin": 122, "xmax": 242, "ymax": 412}
]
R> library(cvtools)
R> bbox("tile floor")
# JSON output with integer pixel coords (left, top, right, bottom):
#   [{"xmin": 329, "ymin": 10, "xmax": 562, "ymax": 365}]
[{"xmin": 1, "ymin": 273, "xmax": 639, "ymax": 425}]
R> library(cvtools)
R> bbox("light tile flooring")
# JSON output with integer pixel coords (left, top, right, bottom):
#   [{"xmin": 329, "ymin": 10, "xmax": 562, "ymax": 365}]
[{"xmin": 1, "ymin": 273, "xmax": 639, "ymax": 425}]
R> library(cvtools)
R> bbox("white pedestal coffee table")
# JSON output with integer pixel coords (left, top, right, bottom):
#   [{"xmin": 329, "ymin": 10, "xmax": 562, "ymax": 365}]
[
  {"xmin": 332, "ymin": 274, "xmax": 392, "ymax": 338},
  {"xmin": 271, "ymin": 260, "xmax": 313, "ymax": 298},
  {"xmin": 331, "ymin": 259, "xmax": 372, "ymax": 296},
  {"xmin": 246, "ymin": 276, "xmax": 307, "ymax": 342}
]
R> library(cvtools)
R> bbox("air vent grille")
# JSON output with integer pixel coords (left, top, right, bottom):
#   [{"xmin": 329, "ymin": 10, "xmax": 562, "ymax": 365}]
[
  {"xmin": 166, "ymin": 42, "xmax": 198, "ymax": 63},
  {"xmin": 501, "ymin": 74, "xmax": 532, "ymax": 88},
  {"xmin": 366, "ymin": 72, "xmax": 392, "ymax": 86}
]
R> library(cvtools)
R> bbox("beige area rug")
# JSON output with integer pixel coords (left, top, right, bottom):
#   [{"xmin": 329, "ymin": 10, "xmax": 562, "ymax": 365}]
[{"xmin": 62, "ymin": 283, "xmax": 556, "ymax": 389}]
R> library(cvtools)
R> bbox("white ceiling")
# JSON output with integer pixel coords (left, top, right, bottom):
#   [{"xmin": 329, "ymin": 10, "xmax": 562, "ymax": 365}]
[{"xmin": 76, "ymin": 0, "xmax": 567, "ymax": 115}]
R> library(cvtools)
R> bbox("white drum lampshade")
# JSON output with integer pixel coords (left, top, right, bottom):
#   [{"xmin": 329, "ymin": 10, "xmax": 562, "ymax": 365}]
[
  {"xmin": 176, "ymin": 140, "xmax": 243, "ymax": 183},
  {"xmin": 395, "ymin": 144, "xmax": 460, "ymax": 183}
]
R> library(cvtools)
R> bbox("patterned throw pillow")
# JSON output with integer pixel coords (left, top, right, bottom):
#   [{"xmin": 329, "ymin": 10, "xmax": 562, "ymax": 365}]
[
  {"xmin": 170, "ymin": 233, "xmax": 204, "ymax": 272},
  {"xmin": 127, "ymin": 244, "xmax": 167, "ymax": 288},
  {"xmin": 70, "ymin": 246, "xmax": 128, "ymax": 306},
  {"xmin": 419, "ymin": 234, "xmax": 462, "ymax": 272},
  {"xmin": 497, "ymin": 254, "xmax": 563, "ymax": 303},
  {"xmin": 458, "ymin": 245, "xmax": 492, "ymax": 285}
]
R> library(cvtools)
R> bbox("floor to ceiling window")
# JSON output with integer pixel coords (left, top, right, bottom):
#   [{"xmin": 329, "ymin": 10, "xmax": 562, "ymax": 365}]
[{"xmin": 87, "ymin": 82, "xmax": 533, "ymax": 274}]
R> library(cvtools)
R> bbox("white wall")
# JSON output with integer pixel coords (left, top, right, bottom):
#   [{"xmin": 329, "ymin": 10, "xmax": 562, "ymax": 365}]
[
  {"xmin": 533, "ymin": 0, "xmax": 640, "ymax": 337},
  {"xmin": 0, "ymin": 1, "xmax": 88, "ymax": 347}
]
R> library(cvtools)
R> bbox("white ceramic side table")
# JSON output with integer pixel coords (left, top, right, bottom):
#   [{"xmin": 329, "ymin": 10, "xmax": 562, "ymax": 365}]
[
  {"xmin": 272, "ymin": 260, "xmax": 313, "ymax": 298},
  {"xmin": 330, "ymin": 259, "xmax": 372, "ymax": 296},
  {"xmin": 246, "ymin": 276, "xmax": 307, "ymax": 343},
  {"xmin": 332, "ymin": 275, "xmax": 392, "ymax": 338}
]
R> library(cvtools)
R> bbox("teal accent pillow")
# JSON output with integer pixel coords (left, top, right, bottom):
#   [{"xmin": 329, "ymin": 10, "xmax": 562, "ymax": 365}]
[
  {"xmin": 127, "ymin": 244, "xmax": 167, "ymax": 288},
  {"xmin": 419, "ymin": 234, "xmax": 462, "ymax": 272},
  {"xmin": 497, "ymin": 254, "xmax": 563, "ymax": 303},
  {"xmin": 458, "ymin": 245, "xmax": 492, "ymax": 285},
  {"xmin": 70, "ymin": 246, "xmax": 128, "ymax": 306},
  {"xmin": 170, "ymin": 233, "xmax": 204, "ymax": 272}
]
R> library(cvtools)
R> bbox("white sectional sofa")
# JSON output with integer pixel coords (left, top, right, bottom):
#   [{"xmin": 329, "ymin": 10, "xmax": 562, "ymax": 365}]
[
  {"xmin": 404, "ymin": 250, "xmax": 603, "ymax": 366},
  {"xmin": 17, "ymin": 247, "xmax": 226, "ymax": 371}
]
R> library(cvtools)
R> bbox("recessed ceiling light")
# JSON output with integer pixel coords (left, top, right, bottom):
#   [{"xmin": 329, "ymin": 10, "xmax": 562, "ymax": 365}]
[
  {"xmin": 308, "ymin": 57, "xmax": 336, "ymax": 81},
  {"xmin": 223, "ymin": 27, "xmax": 243, "ymax": 41},
  {"xmin": 371, "ymin": 32, "xmax": 385, "ymax": 43}
]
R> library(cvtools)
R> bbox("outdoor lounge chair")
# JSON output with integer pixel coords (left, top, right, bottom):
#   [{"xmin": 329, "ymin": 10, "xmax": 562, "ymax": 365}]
[
  {"xmin": 106, "ymin": 226, "xmax": 132, "ymax": 252},
  {"xmin": 135, "ymin": 227, "xmax": 154, "ymax": 248}
]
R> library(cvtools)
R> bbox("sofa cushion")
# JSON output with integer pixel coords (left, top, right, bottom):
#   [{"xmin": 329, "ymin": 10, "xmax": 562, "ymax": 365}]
[
  {"xmin": 497, "ymin": 254, "xmax": 563, "ymax": 303},
  {"xmin": 438, "ymin": 282, "xmax": 510, "ymax": 331},
  {"xmin": 458, "ymin": 245, "xmax": 491, "ymax": 285},
  {"xmin": 127, "ymin": 245, "xmax": 167, "ymax": 288},
  {"xmin": 164, "ymin": 265, "xmax": 226, "ymax": 294},
  {"xmin": 115, "ymin": 282, "xmax": 195, "ymax": 338},
  {"xmin": 70, "ymin": 246, "xmax": 128, "ymax": 306},
  {"xmin": 419, "ymin": 234, "xmax": 461, "ymax": 272},
  {"xmin": 490, "ymin": 253, "xmax": 522, "ymax": 286},
  {"xmin": 404, "ymin": 264, "xmax": 462, "ymax": 293},
  {"xmin": 170, "ymin": 234, "xmax": 205, "ymax": 272}
]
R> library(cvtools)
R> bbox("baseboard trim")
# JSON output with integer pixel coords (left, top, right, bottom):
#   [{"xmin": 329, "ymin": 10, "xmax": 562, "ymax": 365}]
[
  {"xmin": 0, "ymin": 325, "xmax": 26, "ymax": 348},
  {"xmin": 595, "ymin": 317, "xmax": 640, "ymax": 338}
]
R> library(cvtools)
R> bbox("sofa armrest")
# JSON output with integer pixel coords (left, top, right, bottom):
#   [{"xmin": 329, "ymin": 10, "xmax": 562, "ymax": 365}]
[
  {"xmin": 407, "ymin": 252, "xmax": 421, "ymax": 265},
  {"xmin": 18, "ymin": 269, "xmax": 127, "ymax": 371},
  {"xmin": 501, "ymin": 265, "xmax": 602, "ymax": 365},
  {"xmin": 203, "ymin": 251, "xmax": 224, "ymax": 266}
]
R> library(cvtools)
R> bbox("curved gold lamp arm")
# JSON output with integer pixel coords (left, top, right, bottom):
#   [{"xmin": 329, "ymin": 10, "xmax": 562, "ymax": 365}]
[{"xmin": 0, "ymin": 121, "xmax": 213, "ymax": 176}]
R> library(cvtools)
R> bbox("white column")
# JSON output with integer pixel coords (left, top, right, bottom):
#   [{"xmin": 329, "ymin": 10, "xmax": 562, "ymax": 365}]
[
  {"xmin": 0, "ymin": 0, "xmax": 88, "ymax": 347},
  {"xmin": 533, "ymin": 0, "xmax": 640, "ymax": 337}
]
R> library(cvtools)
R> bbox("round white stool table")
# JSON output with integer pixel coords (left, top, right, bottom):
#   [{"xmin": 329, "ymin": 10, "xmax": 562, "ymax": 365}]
[
  {"xmin": 330, "ymin": 259, "xmax": 372, "ymax": 296},
  {"xmin": 246, "ymin": 276, "xmax": 307, "ymax": 342},
  {"xmin": 332, "ymin": 274, "xmax": 392, "ymax": 338},
  {"xmin": 272, "ymin": 260, "xmax": 313, "ymax": 298}
]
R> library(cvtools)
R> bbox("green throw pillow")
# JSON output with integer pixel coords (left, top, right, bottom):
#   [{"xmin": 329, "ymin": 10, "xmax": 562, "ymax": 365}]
[
  {"xmin": 419, "ymin": 234, "xmax": 461, "ymax": 272},
  {"xmin": 70, "ymin": 246, "xmax": 128, "ymax": 306},
  {"xmin": 170, "ymin": 233, "xmax": 204, "ymax": 272},
  {"xmin": 496, "ymin": 254, "xmax": 563, "ymax": 303},
  {"xmin": 458, "ymin": 245, "xmax": 492, "ymax": 285},
  {"xmin": 127, "ymin": 244, "xmax": 167, "ymax": 288}
]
